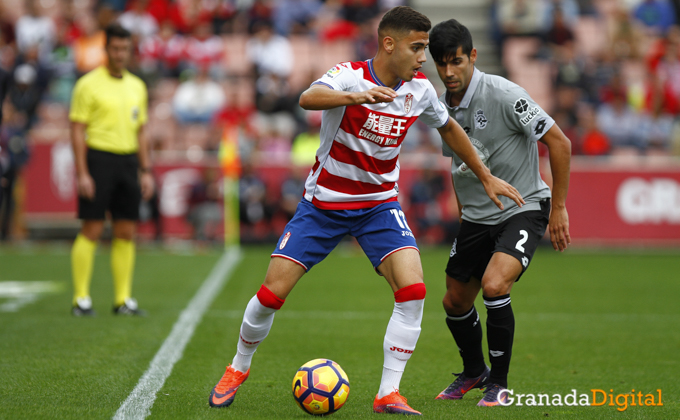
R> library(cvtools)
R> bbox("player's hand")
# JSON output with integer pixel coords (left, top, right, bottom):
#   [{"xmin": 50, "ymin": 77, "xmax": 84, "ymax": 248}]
[
  {"xmin": 354, "ymin": 87, "xmax": 397, "ymax": 105},
  {"xmin": 77, "ymin": 173, "xmax": 95, "ymax": 201},
  {"xmin": 482, "ymin": 175, "xmax": 525, "ymax": 210},
  {"xmin": 140, "ymin": 172, "xmax": 155, "ymax": 201},
  {"xmin": 549, "ymin": 205, "xmax": 570, "ymax": 252}
]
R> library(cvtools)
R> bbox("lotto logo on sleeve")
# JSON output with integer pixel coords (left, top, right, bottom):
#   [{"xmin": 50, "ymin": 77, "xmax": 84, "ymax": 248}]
[{"xmin": 533, "ymin": 118, "xmax": 547, "ymax": 135}]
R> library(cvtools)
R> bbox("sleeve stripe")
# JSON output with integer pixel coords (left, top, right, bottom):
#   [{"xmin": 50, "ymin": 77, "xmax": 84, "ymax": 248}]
[{"xmin": 311, "ymin": 81, "xmax": 335, "ymax": 90}]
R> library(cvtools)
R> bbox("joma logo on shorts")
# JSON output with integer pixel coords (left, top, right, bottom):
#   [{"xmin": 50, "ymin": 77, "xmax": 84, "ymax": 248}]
[{"xmin": 389, "ymin": 346, "xmax": 413, "ymax": 354}]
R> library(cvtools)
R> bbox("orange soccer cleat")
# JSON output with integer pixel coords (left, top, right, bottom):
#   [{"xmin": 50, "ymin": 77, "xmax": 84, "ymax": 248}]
[
  {"xmin": 208, "ymin": 365, "xmax": 250, "ymax": 408},
  {"xmin": 373, "ymin": 390, "xmax": 422, "ymax": 415}
]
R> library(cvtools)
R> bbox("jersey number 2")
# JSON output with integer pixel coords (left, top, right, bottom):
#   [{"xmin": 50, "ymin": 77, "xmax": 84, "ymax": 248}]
[
  {"xmin": 515, "ymin": 230, "xmax": 528, "ymax": 253},
  {"xmin": 390, "ymin": 209, "xmax": 412, "ymax": 231}
]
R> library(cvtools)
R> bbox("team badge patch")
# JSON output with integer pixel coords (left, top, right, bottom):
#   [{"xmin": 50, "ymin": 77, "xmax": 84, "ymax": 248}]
[
  {"xmin": 325, "ymin": 65, "xmax": 342, "ymax": 78},
  {"xmin": 474, "ymin": 109, "xmax": 487, "ymax": 129},
  {"xmin": 279, "ymin": 231, "xmax": 291, "ymax": 250},
  {"xmin": 404, "ymin": 93, "xmax": 413, "ymax": 113},
  {"xmin": 132, "ymin": 106, "xmax": 139, "ymax": 121},
  {"xmin": 514, "ymin": 98, "xmax": 529, "ymax": 114}
]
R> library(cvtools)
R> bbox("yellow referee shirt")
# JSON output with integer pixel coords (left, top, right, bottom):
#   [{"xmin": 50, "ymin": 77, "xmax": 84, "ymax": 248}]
[{"xmin": 69, "ymin": 66, "xmax": 148, "ymax": 154}]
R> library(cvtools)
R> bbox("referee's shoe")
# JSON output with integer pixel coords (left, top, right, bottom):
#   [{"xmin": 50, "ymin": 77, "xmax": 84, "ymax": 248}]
[
  {"xmin": 113, "ymin": 297, "xmax": 147, "ymax": 316},
  {"xmin": 72, "ymin": 297, "xmax": 96, "ymax": 317}
]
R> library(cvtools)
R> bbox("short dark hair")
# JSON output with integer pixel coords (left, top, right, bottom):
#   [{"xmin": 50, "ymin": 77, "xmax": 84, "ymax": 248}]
[
  {"xmin": 378, "ymin": 6, "xmax": 431, "ymax": 39},
  {"xmin": 429, "ymin": 19, "xmax": 473, "ymax": 63},
  {"xmin": 105, "ymin": 23, "xmax": 132, "ymax": 45}
]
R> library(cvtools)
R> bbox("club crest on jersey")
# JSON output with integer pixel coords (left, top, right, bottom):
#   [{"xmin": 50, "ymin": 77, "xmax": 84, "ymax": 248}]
[
  {"xmin": 404, "ymin": 93, "xmax": 413, "ymax": 113},
  {"xmin": 131, "ymin": 106, "xmax": 139, "ymax": 121},
  {"xmin": 325, "ymin": 65, "xmax": 342, "ymax": 78},
  {"xmin": 279, "ymin": 231, "xmax": 291, "ymax": 250},
  {"xmin": 474, "ymin": 109, "xmax": 487, "ymax": 129}
]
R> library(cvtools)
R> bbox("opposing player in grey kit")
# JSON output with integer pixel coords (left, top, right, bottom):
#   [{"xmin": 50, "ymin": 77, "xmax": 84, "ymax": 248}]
[{"xmin": 428, "ymin": 19, "xmax": 572, "ymax": 406}]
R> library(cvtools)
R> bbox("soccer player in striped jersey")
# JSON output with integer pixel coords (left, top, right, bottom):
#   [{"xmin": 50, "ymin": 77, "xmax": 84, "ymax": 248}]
[{"xmin": 208, "ymin": 7, "xmax": 524, "ymax": 415}]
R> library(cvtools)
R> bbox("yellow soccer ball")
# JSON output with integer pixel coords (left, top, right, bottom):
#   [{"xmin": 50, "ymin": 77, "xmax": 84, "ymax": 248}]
[{"xmin": 292, "ymin": 359, "xmax": 350, "ymax": 415}]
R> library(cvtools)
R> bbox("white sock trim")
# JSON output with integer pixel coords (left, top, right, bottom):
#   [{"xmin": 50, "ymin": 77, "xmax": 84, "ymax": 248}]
[
  {"xmin": 446, "ymin": 306, "xmax": 475, "ymax": 321},
  {"xmin": 484, "ymin": 296, "xmax": 511, "ymax": 309}
]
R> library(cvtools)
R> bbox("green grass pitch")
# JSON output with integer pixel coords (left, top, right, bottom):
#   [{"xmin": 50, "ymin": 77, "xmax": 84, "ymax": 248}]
[{"xmin": 0, "ymin": 245, "xmax": 678, "ymax": 419}]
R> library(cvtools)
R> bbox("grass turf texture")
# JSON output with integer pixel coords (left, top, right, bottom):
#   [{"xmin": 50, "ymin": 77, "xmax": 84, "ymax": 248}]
[{"xmin": 0, "ymin": 245, "xmax": 678, "ymax": 419}]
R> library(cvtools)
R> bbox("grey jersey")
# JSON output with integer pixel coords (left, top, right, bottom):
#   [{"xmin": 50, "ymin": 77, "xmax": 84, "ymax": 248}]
[{"xmin": 441, "ymin": 68, "xmax": 553, "ymax": 224}]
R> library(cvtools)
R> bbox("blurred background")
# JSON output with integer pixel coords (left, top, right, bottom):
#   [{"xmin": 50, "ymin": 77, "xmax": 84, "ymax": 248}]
[{"xmin": 1, "ymin": 0, "xmax": 679, "ymax": 248}]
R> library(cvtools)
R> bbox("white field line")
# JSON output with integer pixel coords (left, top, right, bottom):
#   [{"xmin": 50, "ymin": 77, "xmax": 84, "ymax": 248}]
[
  {"xmin": 113, "ymin": 247, "xmax": 242, "ymax": 420},
  {"xmin": 0, "ymin": 281, "xmax": 63, "ymax": 312}
]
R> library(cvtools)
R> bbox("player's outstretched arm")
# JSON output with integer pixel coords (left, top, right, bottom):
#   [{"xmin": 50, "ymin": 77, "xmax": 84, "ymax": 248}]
[
  {"xmin": 539, "ymin": 124, "xmax": 572, "ymax": 252},
  {"xmin": 299, "ymin": 84, "xmax": 397, "ymax": 110},
  {"xmin": 438, "ymin": 118, "xmax": 525, "ymax": 210}
]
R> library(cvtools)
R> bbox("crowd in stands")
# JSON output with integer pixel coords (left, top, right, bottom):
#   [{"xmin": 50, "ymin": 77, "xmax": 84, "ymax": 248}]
[
  {"xmin": 0, "ymin": 0, "xmax": 412, "ymax": 242},
  {"xmin": 1, "ymin": 0, "xmax": 680, "ymax": 242},
  {"xmin": 0, "ymin": 0, "xmax": 405, "ymax": 151},
  {"xmin": 494, "ymin": 0, "xmax": 680, "ymax": 156}
]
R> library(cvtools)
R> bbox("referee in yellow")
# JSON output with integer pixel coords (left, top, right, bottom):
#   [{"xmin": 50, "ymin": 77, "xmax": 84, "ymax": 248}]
[{"xmin": 69, "ymin": 24, "xmax": 153, "ymax": 316}]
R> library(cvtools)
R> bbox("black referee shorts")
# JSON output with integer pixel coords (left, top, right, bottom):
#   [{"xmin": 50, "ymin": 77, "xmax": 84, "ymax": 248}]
[
  {"xmin": 78, "ymin": 149, "xmax": 141, "ymax": 221},
  {"xmin": 445, "ymin": 199, "xmax": 550, "ymax": 283}
]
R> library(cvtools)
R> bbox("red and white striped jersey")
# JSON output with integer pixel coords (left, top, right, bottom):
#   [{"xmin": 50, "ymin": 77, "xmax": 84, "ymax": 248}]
[{"xmin": 304, "ymin": 59, "xmax": 450, "ymax": 210}]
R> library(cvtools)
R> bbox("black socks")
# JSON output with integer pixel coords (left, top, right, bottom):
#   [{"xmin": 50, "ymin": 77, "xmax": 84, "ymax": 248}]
[
  {"xmin": 445, "ymin": 306, "xmax": 485, "ymax": 378},
  {"xmin": 483, "ymin": 294, "xmax": 514, "ymax": 388}
]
